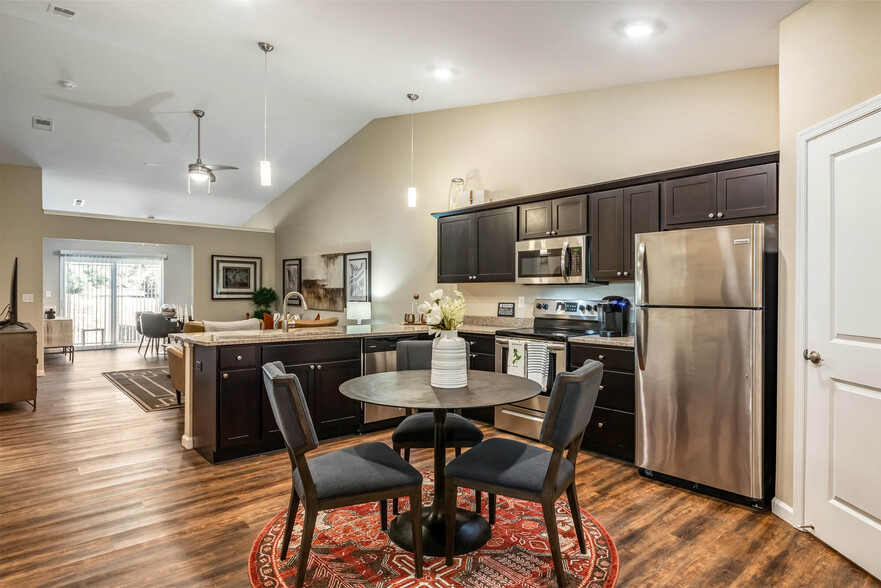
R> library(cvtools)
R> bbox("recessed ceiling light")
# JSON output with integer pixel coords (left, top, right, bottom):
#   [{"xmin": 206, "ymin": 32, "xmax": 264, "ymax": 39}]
[
  {"xmin": 617, "ymin": 19, "xmax": 664, "ymax": 38},
  {"xmin": 58, "ymin": 79, "xmax": 76, "ymax": 90},
  {"xmin": 433, "ymin": 67, "xmax": 453, "ymax": 80},
  {"xmin": 72, "ymin": 198, "xmax": 84, "ymax": 206}
]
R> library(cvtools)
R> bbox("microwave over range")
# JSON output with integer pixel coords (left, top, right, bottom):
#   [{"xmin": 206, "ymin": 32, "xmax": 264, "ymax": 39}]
[{"xmin": 515, "ymin": 235, "xmax": 596, "ymax": 285}]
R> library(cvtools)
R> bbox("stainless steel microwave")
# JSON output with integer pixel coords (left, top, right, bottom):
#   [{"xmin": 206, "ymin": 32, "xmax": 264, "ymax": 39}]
[{"xmin": 515, "ymin": 235, "xmax": 587, "ymax": 285}]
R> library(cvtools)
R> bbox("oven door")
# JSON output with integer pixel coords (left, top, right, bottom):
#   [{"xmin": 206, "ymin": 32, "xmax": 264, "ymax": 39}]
[
  {"xmin": 516, "ymin": 235, "xmax": 586, "ymax": 285},
  {"xmin": 494, "ymin": 337, "xmax": 566, "ymax": 412}
]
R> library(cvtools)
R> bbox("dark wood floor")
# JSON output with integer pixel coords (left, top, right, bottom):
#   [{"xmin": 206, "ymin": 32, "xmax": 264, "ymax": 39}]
[{"xmin": 1, "ymin": 350, "xmax": 877, "ymax": 587}]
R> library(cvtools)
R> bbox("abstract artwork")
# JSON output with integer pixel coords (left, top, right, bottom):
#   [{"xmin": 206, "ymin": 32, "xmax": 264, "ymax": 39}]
[
  {"xmin": 212, "ymin": 255, "xmax": 261, "ymax": 299},
  {"xmin": 344, "ymin": 251, "xmax": 371, "ymax": 303},
  {"xmin": 282, "ymin": 258, "xmax": 302, "ymax": 306},
  {"xmin": 301, "ymin": 253, "xmax": 345, "ymax": 311}
]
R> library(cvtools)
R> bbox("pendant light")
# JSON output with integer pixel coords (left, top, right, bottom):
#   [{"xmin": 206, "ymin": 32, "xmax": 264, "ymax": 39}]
[
  {"xmin": 406, "ymin": 93, "xmax": 419, "ymax": 207},
  {"xmin": 258, "ymin": 42, "xmax": 274, "ymax": 186}
]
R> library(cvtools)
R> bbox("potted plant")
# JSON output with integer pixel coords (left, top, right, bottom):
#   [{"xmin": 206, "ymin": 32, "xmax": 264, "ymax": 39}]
[
  {"xmin": 251, "ymin": 287, "xmax": 279, "ymax": 329},
  {"xmin": 418, "ymin": 289, "xmax": 468, "ymax": 388}
]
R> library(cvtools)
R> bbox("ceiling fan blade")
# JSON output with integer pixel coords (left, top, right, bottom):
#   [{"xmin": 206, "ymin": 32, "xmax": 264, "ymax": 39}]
[
  {"xmin": 143, "ymin": 162, "xmax": 167, "ymax": 167},
  {"xmin": 205, "ymin": 164, "xmax": 239, "ymax": 171},
  {"xmin": 209, "ymin": 171, "xmax": 217, "ymax": 182}
]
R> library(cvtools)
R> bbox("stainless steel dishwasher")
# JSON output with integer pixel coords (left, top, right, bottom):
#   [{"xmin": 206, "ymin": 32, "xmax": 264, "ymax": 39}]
[{"xmin": 362, "ymin": 334, "xmax": 426, "ymax": 424}]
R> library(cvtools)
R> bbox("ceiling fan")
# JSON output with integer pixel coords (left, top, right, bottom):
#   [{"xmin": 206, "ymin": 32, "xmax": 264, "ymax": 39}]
[{"xmin": 187, "ymin": 109, "xmax": 238, "ymax": 194}]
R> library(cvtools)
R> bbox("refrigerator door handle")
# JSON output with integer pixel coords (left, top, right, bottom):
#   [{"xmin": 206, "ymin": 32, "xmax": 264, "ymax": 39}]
[
  {"xmin": 636, "ymin": 306, "xmax": 647, "ymax": 371},
  {"xmin": 636, "ymin": 241, "xmax": 647, "ymax": 305},
  {"xmin": 560, "ymin": 241, "xmax": 569, "ymax": 283}
]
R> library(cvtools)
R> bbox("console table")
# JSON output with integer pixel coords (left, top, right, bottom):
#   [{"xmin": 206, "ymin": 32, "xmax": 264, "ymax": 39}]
[{"xmin": 0, "ymin": 323, "xmax": 38, "ymax": 409}]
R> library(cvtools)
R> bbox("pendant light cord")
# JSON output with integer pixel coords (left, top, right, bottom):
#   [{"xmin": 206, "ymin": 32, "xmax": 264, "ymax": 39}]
[
  {"xmin": 409, "ymin": 99, "xmax": 414, "ymax": 186},
  {"xmin": 263, "ymin": 50, "xmax": 268, "ymax": 161}
]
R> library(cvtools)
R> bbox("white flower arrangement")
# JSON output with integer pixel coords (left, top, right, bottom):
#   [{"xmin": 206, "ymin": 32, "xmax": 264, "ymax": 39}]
[{"xmin": 418, "ymin": 289, "xmax": 466, "ymax": 335}]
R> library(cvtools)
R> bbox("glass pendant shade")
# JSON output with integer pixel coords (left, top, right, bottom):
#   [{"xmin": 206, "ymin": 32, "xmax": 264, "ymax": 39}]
[
  {"xmin": 407, "ymin": 186, "xmax": 417, "ymax": 207},
  {"xmin": 260, "ymin": 160, "xmax": 272, "ymax": 186}
]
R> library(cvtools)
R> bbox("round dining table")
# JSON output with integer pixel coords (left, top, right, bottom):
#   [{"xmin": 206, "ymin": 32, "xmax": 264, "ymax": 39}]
[{"xmin": 339, "ymin": 369, "xmax": 541, "ymax": 556}]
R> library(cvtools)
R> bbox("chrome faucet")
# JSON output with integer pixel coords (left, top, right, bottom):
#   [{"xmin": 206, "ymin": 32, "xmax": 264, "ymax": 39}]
[{"xmin": 281, "ymin": 291, "xmax": 308, "ymax": 332}]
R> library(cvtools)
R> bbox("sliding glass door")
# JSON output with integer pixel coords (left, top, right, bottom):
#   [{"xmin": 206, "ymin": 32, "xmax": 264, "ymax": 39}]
[{"xmin": 60, "ymin": 253, "xmax": 164, "ymax": 349}]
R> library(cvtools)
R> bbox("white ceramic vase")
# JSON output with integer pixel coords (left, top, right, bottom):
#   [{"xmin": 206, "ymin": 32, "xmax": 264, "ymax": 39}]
[{"xmin": 430, "ymin": 329, "xmax": 468, "ymax": 389}]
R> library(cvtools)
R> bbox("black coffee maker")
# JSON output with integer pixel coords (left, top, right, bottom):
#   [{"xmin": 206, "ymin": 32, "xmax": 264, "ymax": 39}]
[{"xmin": 598, "ymin": 296, "xmax": 631, "ymax": 337}]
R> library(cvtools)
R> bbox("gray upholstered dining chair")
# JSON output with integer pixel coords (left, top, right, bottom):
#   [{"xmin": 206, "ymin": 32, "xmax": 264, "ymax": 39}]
[
  {"xmin": 135, "ymin": 311, "xmax": 146, "ymax": 353},
  {"xmin": 262, "ymin": 362, "xmax": 424, "ymax": 588},
  {"xmin": 139, "ymin": 312, "xmax": 170, "ymax": 356},
  {"xmin": 443, "ymin": 360, "xmax": 603, "ymax": 587},
  {"xmin": 391, "ymin": 340, "xmax": 484, "ymax": 514}
]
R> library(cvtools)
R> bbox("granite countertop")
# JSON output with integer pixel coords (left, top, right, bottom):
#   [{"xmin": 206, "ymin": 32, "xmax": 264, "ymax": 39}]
[
  {"xmin": 171, "ymin": 321, "xmax": 511, "ymax": 347},
  {"xmin": 568, "ymin": 334, "xmax": 635, "ymax": 348}
]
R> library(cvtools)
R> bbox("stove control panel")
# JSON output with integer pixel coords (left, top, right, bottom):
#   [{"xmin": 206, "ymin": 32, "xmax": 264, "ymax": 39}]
[{"xmin": 534, "ymin": 298, "xmax": 601, "ymax": 320}]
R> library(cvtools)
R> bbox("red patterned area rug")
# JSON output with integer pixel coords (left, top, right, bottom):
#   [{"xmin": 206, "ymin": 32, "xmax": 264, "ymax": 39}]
[{"xmin": 249, "ymin": 471, "xmax": 618, "ymax": 587}]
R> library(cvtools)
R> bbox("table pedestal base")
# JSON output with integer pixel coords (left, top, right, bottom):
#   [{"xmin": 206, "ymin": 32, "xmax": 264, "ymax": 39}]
[{"xmin": 388, "ymin": 508, "xmax": 491, "ymax": 556}]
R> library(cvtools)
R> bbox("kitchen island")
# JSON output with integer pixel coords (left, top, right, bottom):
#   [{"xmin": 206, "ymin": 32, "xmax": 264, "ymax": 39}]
[{"xmin": 172, "ymin": 322, "xmax": 513, "ymax": 464}]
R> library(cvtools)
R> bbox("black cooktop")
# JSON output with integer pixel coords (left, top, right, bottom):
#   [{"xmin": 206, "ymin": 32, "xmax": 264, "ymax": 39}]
[{"xmin": 495, "ymin": 326, "xmax": 601, "ymax": 342}]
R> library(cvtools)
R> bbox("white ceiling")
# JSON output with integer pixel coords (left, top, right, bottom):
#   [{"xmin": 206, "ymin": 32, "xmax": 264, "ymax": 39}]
[{"xmin": 0, "ymin": 1, "xmax": 805, "ymax": 227}]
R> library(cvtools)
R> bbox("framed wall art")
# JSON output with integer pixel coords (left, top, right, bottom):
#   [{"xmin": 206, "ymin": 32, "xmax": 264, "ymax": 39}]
[
  {"xmin": 211, "ymin": 255, "xmax": 261, "ymax": 299},
  {"xmin": 344, "ymin": 251, "xmax": 371, "ymax": 304},
  {"xmin": 302, "ymin": 253, "xmax": 345, "ymax": 311},
  {"xmin": 282, "ymin": 258, "xmax": 303, "ymax": 305}
]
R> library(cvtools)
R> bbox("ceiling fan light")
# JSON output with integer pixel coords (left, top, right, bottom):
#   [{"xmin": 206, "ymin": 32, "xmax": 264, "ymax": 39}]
[
  {"xmin": 260, "ymin": 160, "xmax": 272, "ymax": 186},
  {"xmin": 189, "ymin": 170, "xmax": 210, "ymax": 182}
]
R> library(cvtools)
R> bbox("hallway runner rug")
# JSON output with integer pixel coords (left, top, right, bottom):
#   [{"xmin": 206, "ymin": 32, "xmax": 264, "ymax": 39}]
[
  {"xmin": 102, "ymin": 368, "xmax": 181, "ymax": 412},
  {"xmin": 249, "ymin": 470, "xmax": 618, "ymax": 587}
]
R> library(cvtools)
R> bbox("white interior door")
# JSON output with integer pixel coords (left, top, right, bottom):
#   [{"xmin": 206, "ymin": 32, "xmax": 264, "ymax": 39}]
[{"xmin": 803, "ymin": 104, "xmax": 881, "ymax": 579}]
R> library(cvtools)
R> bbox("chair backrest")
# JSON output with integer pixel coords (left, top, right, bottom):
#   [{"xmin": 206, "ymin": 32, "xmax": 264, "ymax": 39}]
[
  {"xmin": 262, "ymin": 361, "xmax": 319, "ymax": 456},
  {"xmin": 139, "ymin": 312, "xmax": 170, "ymax": 338},
  {"xmin": 135, "ymin": 311, "xmax": 146, "ymax": 335},
  {"xmin": 397, "ymin": 339, "xmax": 470, "ymax": 371},
  {"xmin": 539, "ymin": 360, "xmax": 603, "ymax": 449}
]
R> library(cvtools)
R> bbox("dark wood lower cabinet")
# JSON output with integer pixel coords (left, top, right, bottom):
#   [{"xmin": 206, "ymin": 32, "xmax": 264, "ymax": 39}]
[
  {"xmin": 194, "ymin": 339, "xmax": 362, "ymax": 464},
  {"xmin": 462, "ymin": 333, "xmax": 496, "ymax": 424},
  {"xmin": 570, "ymin": 343, "xmax": 635, "ymax": 463}
]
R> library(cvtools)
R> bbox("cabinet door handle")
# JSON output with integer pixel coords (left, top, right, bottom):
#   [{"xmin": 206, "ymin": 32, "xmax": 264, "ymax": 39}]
[
  {"xmin": 470, "ymin": 353, "xmax": 477, "ymax": 358},
  {"xmin": 598, "ymin": 354, "xmax": 605, "ymax": 361},
  {"xmin": 623, "ymin": 271, "xmax": 630, "ymax": 277},
  {"xmin": 222, "ymin": 373, "xmax": 229, "ymax": 379},
  {"xmin": 545, "ymin": 231, "xmax": 551, "ymax": 236},
  {"xmin": 316, "ymin": 364, "xmax": 322, "ymax": 370},
  {"xmin": 616, "ymin": 271, "xmax": 622, "ymax": 277},
  {"xmin": 708, "ymin": 213, "xmax": 716, "ymax": 219},
  {"xmin": 236, "ymin": 355, "xmax": 243, "ymax": 361},
  {"xmin": 551, "ymin": 230, "xmax": 557, "ymax": 235},
  {"xmin": 310, "ymin": 364, "xmax": 315, "ymax": 370},
  {"xmin": 597, "ymin": 421, "xmax": 604, "ymax": 428},
  {"xmin": 599, "ymin": 385, "xmax": 604, "ymax": 391},
  {"xmin": 716, "ymin": 212, "xmax": 724, "ymax": 218}
]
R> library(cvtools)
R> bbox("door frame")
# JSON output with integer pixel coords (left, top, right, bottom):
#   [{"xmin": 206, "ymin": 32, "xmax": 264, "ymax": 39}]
[{"xmin": 790, "ymin": 92, "xmax": 881, "ymax": 529}]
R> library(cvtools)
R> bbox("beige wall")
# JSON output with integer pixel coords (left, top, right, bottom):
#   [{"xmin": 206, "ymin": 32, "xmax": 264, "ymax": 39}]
[
  {"xmin": 0, "ymin": 163, "xmax": 276, "ymax": 373},
  {"xmin": 252, "ymin": 66, "xmax": 779, "ymax": 324},
  {"xmin": 776, "ymin": 1, "xmax": 881, "ymax": 506}
]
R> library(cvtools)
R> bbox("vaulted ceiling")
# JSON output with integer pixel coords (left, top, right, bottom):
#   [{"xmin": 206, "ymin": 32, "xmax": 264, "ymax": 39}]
[{"xmin": 0, "ymin": 1, "xmax": 805, "ymax": 226}]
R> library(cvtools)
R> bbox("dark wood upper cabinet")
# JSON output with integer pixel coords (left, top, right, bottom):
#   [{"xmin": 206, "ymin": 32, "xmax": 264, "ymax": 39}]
[
  {"xmin": 473, "ymin": 208, "xmax": 517, "ymax": 281},
  {"xmin": 437, "ymin": 214, "xmax": 473, "ymax": 283},
  {"xmin": 590, "ymin": 184, "xmax": 659, "ymax": 280},
  {"xmin": 661, "ymin": 173, "xmax": 717, "ymax": 228},
  {"xmin": 589, "ymin": 189, "xmax": 625, "ymax": 280},
  {"xmin": 438, "ymin": 206, "xmax": 516, "ymax": 283},
  {"xmin": 623, "ymin": 184, "xmax": 660, "ymax": 275},
  {"xmin": 717, "ymin": 163, "xmax": 778, "ymax": 220},
  {"xmin": 518, "ymin": 195, "xmax": 587, "ymax": 240},
  {"xmin": 519, "ymin": 201, "xmax": 553, "ymax": 240},
  {"xmin": 662, "ymin": 164, "xmax": 777, "ymax": 228}
]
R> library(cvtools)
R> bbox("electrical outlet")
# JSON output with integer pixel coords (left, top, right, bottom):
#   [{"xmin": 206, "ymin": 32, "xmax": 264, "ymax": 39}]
[
  {"xmin": 518, "ymin": 296, "xmax": 525, "ymax": 308},
  {"xmin": 22, "ymin": 293, "xmax": 34, "ymax": 303},
  {"xmin": 46, "ymin": 290, "xmax": 52, "ymax": 298}
]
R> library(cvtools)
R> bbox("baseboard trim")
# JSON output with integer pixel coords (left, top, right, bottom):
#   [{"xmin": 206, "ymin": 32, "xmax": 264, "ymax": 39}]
[
  {"xmin": 181, "ymin": 435, "xmax": 194, "ymax": 450},
  {"xmin": 37, "ymin": 368, "xmax": 45, "ymax": 377},
  {"xmin": 772, "ymin": 497, "xmax": 797, "ymax": 527}
]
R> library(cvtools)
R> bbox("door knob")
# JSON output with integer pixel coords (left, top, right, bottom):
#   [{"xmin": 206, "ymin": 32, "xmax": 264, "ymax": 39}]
[
  {"xmin": 803, "ymin": 349, "xmax": 822, "ymax": 364},
  {"xmin": 708, "ymin": 213, "xmax": 715, "ymax": 219}
]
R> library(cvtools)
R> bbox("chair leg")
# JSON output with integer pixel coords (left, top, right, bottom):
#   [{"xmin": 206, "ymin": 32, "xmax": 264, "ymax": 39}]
[
  {"xmin": 410, "ymin": 489, "xmax": 423, "ymax": 578},
  {"xmin": 392, "ymin": 497, "xmax": 399, "ymax": 515},
  {"xmin": 403, "ymin": 448, "xmax": 411, "ymax": 462},
  {"xmin": 295, "ymin": 506, "xmax": 317, "ymax": 588},
  {"xmin": 541, "ymin": 499, "xmax": 566, "ymax": 588},
  {"xmin": 489, "ymin": 493, "xmax": 497, "ymax": 524},
  {"xmin": 445, "ymin": 482, "xmax": 457, "ymax": 566},
  {"xmin": 280, "ymin": 490, "xmax": 300, "ymax": 561},
  {"xmin": 455, "ymin": 446, "xmax": 461, "ymax": 457},
  {"xmin": 138, "ymin": 334, "xmax": 144, "ymax": 353},
  {"xmin": 566, "ymin": 484, "xmax": 587, "ymax": 554},
  {"xmin": 380, "ymin": 499, "xmax": 388, "ymax": 531},
  {"xmin": 475, "ymin": 490, "xmax": 482, "ymax": 513},
  {"xmin": 176, "ymin": 390, "xmax": 181, "ymax": 405}
]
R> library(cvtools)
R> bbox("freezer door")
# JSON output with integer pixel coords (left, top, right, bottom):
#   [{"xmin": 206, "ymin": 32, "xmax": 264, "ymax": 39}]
[
  {"xmin": 635, "ymin": 306, "xmax": 764, "ymax": 499},
  {"xmin": 635, "ymin": 224, "xmax": 764, "ymax": 308}
]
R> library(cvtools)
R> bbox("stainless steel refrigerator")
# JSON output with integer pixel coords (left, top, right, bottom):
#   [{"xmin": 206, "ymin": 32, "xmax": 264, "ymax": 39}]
[{"xmin": 634, "ymin": 223, "xmax": 776, "ymax": 505}]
